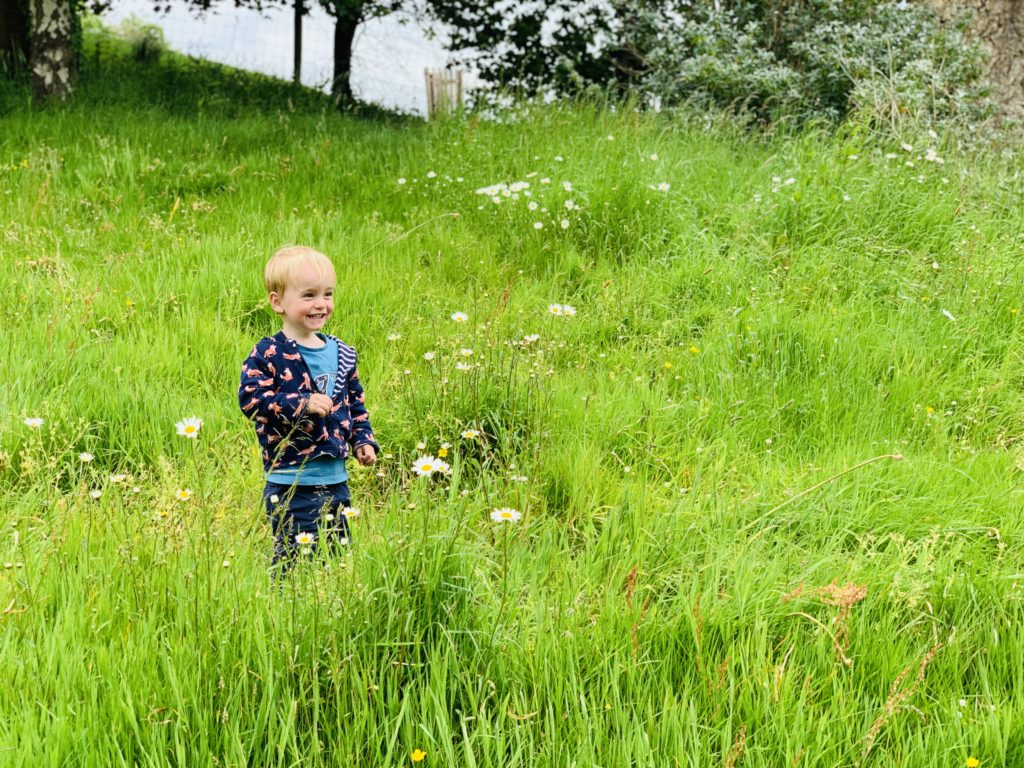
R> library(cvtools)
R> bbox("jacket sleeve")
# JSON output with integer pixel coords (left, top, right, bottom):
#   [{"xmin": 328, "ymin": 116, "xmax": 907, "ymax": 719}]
[
  {"xmin": 238, "ymin": 346, "xmax": 309, "ymax": 429},
  {"xmin": 346, "ymin": 358, "xmax": 379, "ymax": 451}
]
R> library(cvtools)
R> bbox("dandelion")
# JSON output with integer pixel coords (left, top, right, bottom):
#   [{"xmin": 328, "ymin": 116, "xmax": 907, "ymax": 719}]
[
  {"xmin": 411, "ymin": 749, "xmax": 427, "ymax": 763},
  {"xmin": 461, "ymin": 429, "xmax": 480, "ymax": 439},
  {"xmin": 342, "ymin": 507, "xmax": 361, "ymax": 518},
  {"xmin": 451, "ymin": 311, "xmax": 468, "ymax": 323},
  {"xmin": 176, "ymin": 417, "xmax": 202, "ymax": 439},
  {"xmin": 23, "ymin": 417, "xmax": 44, "ymax": 428},
  {"xmin": 689, "ymin": 345, "xmax": 700, "ymax": 354},
  {"xmin": 89, "ymin": 489, "xmax": 102, "ymax": 500},
  {"xmin": 175, "ymin": 489, "xmax": 192, "ymax": 502},
  {"xmin": 966, "ymin": 759, "xmax": 980, "ymax": 768},
  {"xmin": 490, "ymin": 508, "xmax": 522, "ymax": 523},
  {"xmin": 437, "ymin": 447, "xmax": 449, "ymax": 458},
  {"xmin": 78, "ymin": 452, "xmax": 94, "ymax": 463}
]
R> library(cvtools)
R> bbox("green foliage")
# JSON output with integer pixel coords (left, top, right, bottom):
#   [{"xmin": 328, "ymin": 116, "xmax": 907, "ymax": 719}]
[
  {"xmin": 433, "ymin": 0, "xmax": 992, "ymax": 129},
  {"xmin": 640, "ymin": 1, "xmax": 992, "ymax": 127}
]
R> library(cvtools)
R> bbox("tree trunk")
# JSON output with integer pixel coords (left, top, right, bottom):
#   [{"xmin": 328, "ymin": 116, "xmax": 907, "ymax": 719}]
[
  {"xmin": 332, "ymin": 6, "xmax": 360, "ymax": 105},
  {"xmin": 931, "ymin": 0, "xmax": 1024, "ymax": 119},
  {"xmin": 293, "ymin": 0, "xmax": 303, "ymax": 85},
  {"xmin": 1, "ymin": 0, "xmax": 30, "ymax": 74},
  {"xmin": 29, "ymin": 0, "xmax": 74, "ymax": 100}
]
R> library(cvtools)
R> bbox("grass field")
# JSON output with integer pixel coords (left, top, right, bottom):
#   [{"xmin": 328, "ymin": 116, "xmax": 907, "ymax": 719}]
[{"xmin": 2, "ymin": 34, "xmax": 1024, "ymax": 768}]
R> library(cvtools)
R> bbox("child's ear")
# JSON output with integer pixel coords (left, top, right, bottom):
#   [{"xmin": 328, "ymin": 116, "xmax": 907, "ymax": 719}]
[{"xmin": 268, "ymin": 292, "xmax": 284, "ymax": 314}]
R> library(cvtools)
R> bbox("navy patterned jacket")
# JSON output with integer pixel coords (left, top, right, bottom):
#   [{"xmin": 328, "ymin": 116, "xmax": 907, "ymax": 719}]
[{"xmin": 238, "ymin": 331, "xmax": 379, "ymax": 473}]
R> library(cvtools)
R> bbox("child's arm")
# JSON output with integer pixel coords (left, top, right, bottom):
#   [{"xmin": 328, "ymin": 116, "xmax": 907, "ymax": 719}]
[
  {"xmin": 346, "ymin": 361, "xmax": 378, "ymax": 453},
  {"xmin": 238, "ymin": 346, "xmax": 310, "ymax": 428}
]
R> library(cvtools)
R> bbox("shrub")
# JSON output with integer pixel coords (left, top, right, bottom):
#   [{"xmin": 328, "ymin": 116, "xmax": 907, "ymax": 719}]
[{"xmin": 635, "ymin": 1, "xmax": 991, "ymax": 127}]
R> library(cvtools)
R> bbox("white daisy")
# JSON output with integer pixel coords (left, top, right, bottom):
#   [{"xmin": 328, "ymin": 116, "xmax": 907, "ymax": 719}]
[
  {"xmin": 23, "ymin": 417, "xmax": 44, "ymax": 428},
  {"xmin": 175, "ymin": 489, "xmax": 192, "ymax": 502},
  {"xmin": 109, "ymin": 474, "xmax": 127, "ymax": 483},
  {"xmin": 560, "ymin": 219, "xmax": 570, "ymax": 229},
  {"xmin": 78, "ymin": 452, "xmax": 94, "ymax": 463},
  {"xmin": 461, "ymin": 429, "xmax": 480, "ymax": 439},
  {"xmin": 456, "ymin": 362, "xmax": 473, "ymax": 372},
  {"xmin": 423, "ymin": 351, "xmax": 436, "ymax": 361},
  {"xmin": 561, "ymin": 305, "xmax": 577, "ymax": 317},
  {"xmin": 295, "ymin": 531, "xmax": 315, "ymax": 546},
  {"xmin": 387, "ymin": 333, "xmax": 401, "ymax": 341},
  {"xmin": 490, "ymin": 508, "xmax": 522, "ymax": 523},
  {"xmin": 175, "ymin": 417, "xmax": 202, "ymax": 439},
  {"xmin": 451, "ymin": 311, "xmax": 468, "ymax": 323},
  {"xmin": 397, "ymin": 178, "xmax": 407, "ymax": 185},
  {"xmin": 459, "ymin": 348, "xmax": 473, "ymax": 357},
  {"xmin": 89, "ymin": 489, "xmax": 102, "ymax": 500},
  {"xmin": 533, "ymin": 222, "xmax": 544, "ymax": 230},
  {"xmin": 548, "ymin": 304, "xmax": 564, "ymax": 316},
  {"xmin": 412, "ymin": 455, "xmax": 440, "ymax": 476},
  {"xmin": 342, "ymin": 507, "xmax": 362, "ymax": 518}
]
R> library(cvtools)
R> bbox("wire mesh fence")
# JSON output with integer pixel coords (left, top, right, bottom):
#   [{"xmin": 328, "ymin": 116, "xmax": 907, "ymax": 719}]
[{"xmin": 101, "ymin": 0, "xmax": 473, "ymax": 115}]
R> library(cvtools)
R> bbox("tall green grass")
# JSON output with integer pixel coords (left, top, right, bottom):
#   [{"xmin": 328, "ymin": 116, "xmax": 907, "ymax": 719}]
[{"xmin": 1, "ymin": 36, "xmax": 1024, "ymax": 767}]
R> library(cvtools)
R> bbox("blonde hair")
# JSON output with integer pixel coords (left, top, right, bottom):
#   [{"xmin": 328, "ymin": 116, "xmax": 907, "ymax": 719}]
[{"xmin": 264, "ymin": 245, "xmax": 335, "ymax": 295}]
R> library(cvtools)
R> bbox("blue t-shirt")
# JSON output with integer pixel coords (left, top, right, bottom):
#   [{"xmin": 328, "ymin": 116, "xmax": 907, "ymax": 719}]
[{"xmin": 266, "ymin": 335, "xmax": 349, "ymax": 485}]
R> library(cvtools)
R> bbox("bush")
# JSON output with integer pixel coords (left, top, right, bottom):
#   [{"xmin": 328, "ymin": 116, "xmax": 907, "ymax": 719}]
[{"xmin": 635, "ymin": 1, "xmax": 992, "ymax": 128}]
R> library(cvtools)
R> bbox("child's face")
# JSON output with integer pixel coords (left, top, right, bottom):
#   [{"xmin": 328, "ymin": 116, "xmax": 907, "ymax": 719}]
[{"xmin": 269, "ymin": 263, "xmax": 335, "ymax": 339}]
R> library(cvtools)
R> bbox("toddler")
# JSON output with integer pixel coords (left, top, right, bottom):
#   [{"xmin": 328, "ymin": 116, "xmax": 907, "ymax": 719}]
[{"xmin": 238, "ymin": 245, "xmax": 378, "ymax": 569}]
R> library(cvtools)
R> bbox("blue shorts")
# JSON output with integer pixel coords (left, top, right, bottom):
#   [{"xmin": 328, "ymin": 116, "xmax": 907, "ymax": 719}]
[{"xmin": 264, "ymin": 480, "xmax": 352, "ymax": 567}]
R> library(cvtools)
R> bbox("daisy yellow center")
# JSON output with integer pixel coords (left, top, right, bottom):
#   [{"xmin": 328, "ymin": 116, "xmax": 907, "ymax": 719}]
[
  {"xmin": 421, "ymin": 463, "xmax": 433, "ymax": 471},
  {"xmin": 184, "ymin": 426, "xmax": 197, "ymax": 434},
  {"xmin": 501, "ymin": 512, "xmax": 514, "ymax": 519}
]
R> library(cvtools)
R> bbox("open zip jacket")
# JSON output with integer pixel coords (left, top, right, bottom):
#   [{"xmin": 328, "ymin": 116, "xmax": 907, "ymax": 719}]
[{"xmin": 238, "ymin": 331, "xmax": 378, "ymax": 473}]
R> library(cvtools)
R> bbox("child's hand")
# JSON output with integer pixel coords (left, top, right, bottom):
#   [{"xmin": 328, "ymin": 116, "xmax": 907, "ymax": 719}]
[
  {"xmin": 355, "ymin": 445, "xmax": 377, "ymax": 466},
  {"xmin": 305, "ymin": 393, "xmax": 334, "ymax": 417}
]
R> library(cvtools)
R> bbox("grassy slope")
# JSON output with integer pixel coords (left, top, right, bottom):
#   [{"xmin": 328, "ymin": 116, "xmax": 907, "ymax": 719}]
[{"xmin": 1, "ymin": 35, "xmax": 1024, "ymax": 767}]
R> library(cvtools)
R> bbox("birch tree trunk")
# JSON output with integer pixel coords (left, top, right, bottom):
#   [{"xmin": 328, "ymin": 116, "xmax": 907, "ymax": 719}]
[
  {"xmin": 29, "ymin": 0, "xmax": 74, "ymax": 101},
  {"xmin": 932, "ymin": 0, "xmax": 1024, "ymax": 119}
]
